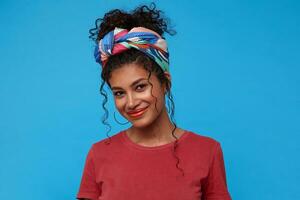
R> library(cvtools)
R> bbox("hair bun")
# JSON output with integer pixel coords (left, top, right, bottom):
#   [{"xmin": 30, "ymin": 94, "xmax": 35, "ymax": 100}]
[{"xmin": 89, "ymin": 2, "xmax": 176, "ymax": 43}]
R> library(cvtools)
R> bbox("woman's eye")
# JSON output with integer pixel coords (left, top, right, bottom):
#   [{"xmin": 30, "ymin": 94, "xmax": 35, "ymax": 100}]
[
  {"xmin": 136, "ymin": 84, "xmax": 147, "ymax": 91},
  {"xmin": 113, "ymin": 91, "xmax": 124, "ymax": 97}
]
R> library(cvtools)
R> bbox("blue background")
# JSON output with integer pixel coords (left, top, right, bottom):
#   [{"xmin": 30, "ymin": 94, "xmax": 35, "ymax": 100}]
[{"xmin": 0, "ymin": 0, "xmax": 299, "ymax": 199}]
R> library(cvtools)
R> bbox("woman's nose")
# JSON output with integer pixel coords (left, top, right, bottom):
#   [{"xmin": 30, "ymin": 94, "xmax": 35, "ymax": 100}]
[{"xmin": 127, "ymin": 93, "xmax": 139, "ymax": 109}]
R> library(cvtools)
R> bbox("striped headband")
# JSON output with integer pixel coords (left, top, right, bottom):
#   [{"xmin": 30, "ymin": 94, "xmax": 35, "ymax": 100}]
[{"xmin": 94, "ymin": 27, "xmax": 169, "ymax": 72}]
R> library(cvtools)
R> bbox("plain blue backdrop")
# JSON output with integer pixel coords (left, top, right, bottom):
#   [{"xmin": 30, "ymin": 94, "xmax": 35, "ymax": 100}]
[{"xmin": 0, "ymin": 0, "xmax": 299, "ymax": 199}]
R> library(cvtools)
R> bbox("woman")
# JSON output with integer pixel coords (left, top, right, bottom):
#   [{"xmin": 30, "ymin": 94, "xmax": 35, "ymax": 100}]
[{"xmin": 77, "ymin": 3, "xmax": 231, "ymax": 200}]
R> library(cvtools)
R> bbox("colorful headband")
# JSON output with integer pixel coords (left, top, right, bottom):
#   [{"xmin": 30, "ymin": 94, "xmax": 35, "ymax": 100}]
[{"xmin": 94, "ymin": 27, "xmax": 169, "ymax": 72}]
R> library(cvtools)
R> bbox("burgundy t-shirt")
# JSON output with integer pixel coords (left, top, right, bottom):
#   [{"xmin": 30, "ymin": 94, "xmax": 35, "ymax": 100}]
[{"xmin": 76, "ymin": 130, "xmax": 231, "ymax": 200}]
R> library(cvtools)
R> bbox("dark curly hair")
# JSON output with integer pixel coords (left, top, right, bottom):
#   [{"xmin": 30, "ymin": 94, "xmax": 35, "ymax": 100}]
[{"xmin": 89, "ymin": 3, "xmax": 184, "ymax": 176}]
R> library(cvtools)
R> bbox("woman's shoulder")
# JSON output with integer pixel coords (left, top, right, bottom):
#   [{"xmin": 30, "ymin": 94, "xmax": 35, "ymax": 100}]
[
  {"xmin": 91, "ymin": 130, "xmax": 124, "ymax": 147},
  {"xmin": 185, "ymin": 129, "xmax": 221, "ymax": 149},
  {"xmin": 181, "ymin": 130, "xmax": 224, "ymax": 161}
]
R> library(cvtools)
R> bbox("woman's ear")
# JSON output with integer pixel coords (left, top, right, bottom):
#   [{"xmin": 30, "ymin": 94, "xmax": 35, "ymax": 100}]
[{"xmin": 164, "ymin": 71, "xmax": 171, "ymax": 82}]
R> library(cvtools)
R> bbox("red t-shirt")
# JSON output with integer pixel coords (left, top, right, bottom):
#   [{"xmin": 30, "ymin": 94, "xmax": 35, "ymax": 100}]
[{"xmin": 76, "ymin": 130, "xmax": 231, "ymax": 200}]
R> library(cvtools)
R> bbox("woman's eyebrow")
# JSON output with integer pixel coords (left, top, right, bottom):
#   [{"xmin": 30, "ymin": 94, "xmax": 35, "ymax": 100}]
[{"xmin": 111, "ymin": 78, "xmax": 147, "ymax": 90}]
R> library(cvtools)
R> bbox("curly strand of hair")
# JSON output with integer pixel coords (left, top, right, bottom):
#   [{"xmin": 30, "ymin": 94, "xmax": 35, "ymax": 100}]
[
  {"xmin": 132, "ymin": 2, "xmax": 176, "ymax": 36},
  {"xmin": 99, "ymin": 78, "xmax": 112, "ymax": 145},
  {"xmin": 114, "ymin": 111, "xmax": 129, "ymax": 125},
  {"xmin": 166, "ymin": 92, "xmax": 172, "ymax": 114},
  {"xmin": 166, "ymin": 80, "xmax": 184, "ymax": 176},
  {"xmin": 89, "ymin": 18, "xmax": 102, "ymax": 41},
  {"xmin": 167, "ymin": 89, "xmax": 175, "ymax": 123},
  {"xmin": 145, "ymin": 70, "xmax": 159, "ymax": 114}
]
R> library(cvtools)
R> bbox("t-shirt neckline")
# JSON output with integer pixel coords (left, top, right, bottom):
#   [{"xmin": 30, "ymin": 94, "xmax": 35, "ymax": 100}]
[{"xmin": 121, "ymin": 129, "xmax": 190, "ymax": 151}]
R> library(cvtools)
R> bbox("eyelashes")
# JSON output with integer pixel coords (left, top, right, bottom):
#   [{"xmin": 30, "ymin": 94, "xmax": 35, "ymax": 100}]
[
  {"xmin": 113, "ymin": 84, "xmax": 148, "ymax": 97},
  {"xmin": 136, "ymin": 84, "xmax": 147, "ymax": 90},
  {"xmin": 113, "ymin": 91, "xmax": 124, "ymax": 97}
]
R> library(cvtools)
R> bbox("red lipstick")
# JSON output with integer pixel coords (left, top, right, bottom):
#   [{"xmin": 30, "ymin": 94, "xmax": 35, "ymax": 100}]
[{"xmin": 127, "ymin": 107, "xmax": 148, "ymax": 118}]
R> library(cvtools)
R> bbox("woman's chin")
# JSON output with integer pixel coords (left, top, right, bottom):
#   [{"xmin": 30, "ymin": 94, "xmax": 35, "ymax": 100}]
[
  {"xmin": 131, "ymin": 121, "xmax": 148, "ymax": 128},
  {"xmin": 130, "ymin": 117, "xmax": 153, "ymax": 129}
]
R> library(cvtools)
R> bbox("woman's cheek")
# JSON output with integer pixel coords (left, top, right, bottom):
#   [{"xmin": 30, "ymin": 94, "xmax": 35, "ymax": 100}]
[
  {"xmin": 143, "ymin": 87, "xmax": 158, "ymax": 100},
  {"xmin": 114, "ymin": 99, "xmax": 125, "ymax": 112},
  {"xmin": 140, "ymin": 90, "xmax": 152, "ymax": 100}
]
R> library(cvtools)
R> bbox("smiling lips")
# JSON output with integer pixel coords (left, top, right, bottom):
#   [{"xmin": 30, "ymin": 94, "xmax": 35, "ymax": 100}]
[{"xmin": 127, "ymin": 107, "xmax": 148, "ymax": 118}]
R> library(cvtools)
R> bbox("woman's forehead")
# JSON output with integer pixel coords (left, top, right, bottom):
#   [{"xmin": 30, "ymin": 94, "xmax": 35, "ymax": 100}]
[{"xmin": 109, "ymin": 64, "xmax": 152, "ymax": 87}]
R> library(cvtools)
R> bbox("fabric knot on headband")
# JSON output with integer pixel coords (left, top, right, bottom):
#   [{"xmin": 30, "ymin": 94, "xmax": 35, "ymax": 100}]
[{"xmin": 94, "ymin": 27, "xmax": 169, "ymax": 72}]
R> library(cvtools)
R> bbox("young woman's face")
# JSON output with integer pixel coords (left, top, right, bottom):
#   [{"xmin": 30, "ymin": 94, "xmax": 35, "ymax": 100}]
[{"xmin": 109, "ymin": 63, "xmax": 167, "ymax": 128}]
